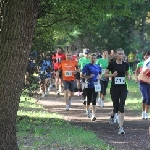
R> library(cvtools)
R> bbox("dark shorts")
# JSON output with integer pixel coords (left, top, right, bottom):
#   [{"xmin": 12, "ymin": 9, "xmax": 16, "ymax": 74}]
[
  {"xmin": 82, "ymin": 78, "xmax": 85, "ymax": 83},
  {"xmin": 100, "ymin": 79, "xmax": 109, "ymax": 95},
  {"xmin": 75, "ymin": 72, "xmax": 80, "ymax": 80},
  {"xmin": 63, "ymin": 80, "xmax": 74, "ymax": 92}
]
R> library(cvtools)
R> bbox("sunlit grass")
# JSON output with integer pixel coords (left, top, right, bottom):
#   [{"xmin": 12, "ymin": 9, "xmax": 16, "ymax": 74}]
[{"xmin": 17, "ymin": 94, "xmax": 114, "ymax": 150}]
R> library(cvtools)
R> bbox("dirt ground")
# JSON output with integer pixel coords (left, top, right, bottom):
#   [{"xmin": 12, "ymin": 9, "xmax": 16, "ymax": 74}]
[{"xmin": 35, "ymin": 89, "xmax": 150, "ymax": 150}]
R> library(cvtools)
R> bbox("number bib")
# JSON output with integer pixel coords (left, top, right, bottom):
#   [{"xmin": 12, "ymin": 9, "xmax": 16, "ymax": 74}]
[
  {"xmin": 84, "ymin": 81, "xmax": 88, "ymax": 88},
  {"xmin": 65, "ymin": 71, "xmax": 72, "ymax": 77},
  {"xmin": 114, "ymin": 77, "xmax": 125, "ymax": 84},
  {"xmin": 102, "ymin": 69, "xmax": 106, "ymax": 74},
  {"xmin": 93, "ymin": 81, "xmax": 101, "ymax": 92}
]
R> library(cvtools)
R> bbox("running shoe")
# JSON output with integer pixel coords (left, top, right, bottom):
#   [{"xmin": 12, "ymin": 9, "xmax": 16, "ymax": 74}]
[
  {"xmin": 100, "ymin": 100, "xmax": 104, "ymax": 107},
  {"xmin": 45, "ymin": 91, "xmax": 49, "ymax": 95},
  {"xmin": 91, "ymin": 117, "xmax": 96, "ymax": 121},
  {"xmin": 83, "ymin": 100, "xmax": 86, "ymax": 105},
  {"xmin": 109, "ymin": 116, "xmax": 114, "ymax": 125},
  {"xmin": 56, "ymin": 90, "xmax": 59, "ymax": 95},
  {"xmin": 77, "ymin": 90, "xmax": 80, "ymax": 96},
  {"xmin": 66, "ymin": 105, "xmax": 69, "ymax": 111},
  {"xmin": 42, "ymin": 93, "xmax": 45, "ymax": 98},
  {"xmin": 142, "ymin": 111, "xmax": 145, "ymax": 119},
  {"xmin": 97, "ymin": 97, "xmax": 101, "ymax": 106},
  {"xmin": 118, "ymin": 127, "xmax": 125, "ymax": 134},
  {"xmin": 86, "ymin": 110, "xmax": 91, "ymax": 118},
  {"xmin": 145, "ymin": 113, "xmax": 148, "ymax": 119}
]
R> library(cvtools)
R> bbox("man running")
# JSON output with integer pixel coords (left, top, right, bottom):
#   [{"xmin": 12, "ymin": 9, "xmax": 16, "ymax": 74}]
[
  {"xmin": 96, "ymin": 49, "xmax": 109, "ymax": 107},
  {"xmin": 78, "ymin": 49, "xmax": 90, "ymax": 104},
  {"xmin": 52, "ymin": 47, "xmax": 66, "ymax": 95},
  {"xmin": 58, "ymin": 51, "xmax": 78, "ymax": 111}
]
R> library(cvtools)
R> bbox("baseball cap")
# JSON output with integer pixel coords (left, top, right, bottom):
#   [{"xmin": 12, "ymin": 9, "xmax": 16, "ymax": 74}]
[{"xmin": 83, "ymin": 49, "xmax": 89, "ymax": 54}]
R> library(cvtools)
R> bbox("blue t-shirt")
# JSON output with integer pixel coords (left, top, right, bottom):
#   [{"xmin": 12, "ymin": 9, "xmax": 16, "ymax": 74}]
[
  {"xmin": 82, "ymin": 63, "xmax": 101, "ymax": 88},
  {"xmin": 40, "ymin": 60, "xmax": 51, "ymax": 72}
]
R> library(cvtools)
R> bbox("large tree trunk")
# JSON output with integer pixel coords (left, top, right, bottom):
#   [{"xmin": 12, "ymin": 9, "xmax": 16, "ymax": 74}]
[{"xmin": 0, "ymin": 0, "xmax": 40, "ymax": 149}]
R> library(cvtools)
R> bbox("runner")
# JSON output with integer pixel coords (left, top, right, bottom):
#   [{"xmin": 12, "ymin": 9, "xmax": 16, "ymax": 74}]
[
  {"xmin": 96, "ymin": 49, "xmax": 109, "ymax": 107},
  {"xmin": 135, "ymin": 51, "xmax": 150, "ymax": 119},
  {"xmin": 73, "ymin": 52, "xmax": 82, "ymax": 96},
  {"xmin": 58, "ymin": 51, "xmax": 78, "ymax": 111},
  {"xmin": 38, "ymin": 55, "xmax": 52, "ymax": 97},
  {"xmin": 78, "ymin": 49, "xmax": 90, "ymax": 105},
  {"xmin": 104, "ymin": 48, "xmax": 131, "ymax": 134},
  {"xmin": 52, "ymin": 47, "xmax": 66, "ymax": 95},
  {"xmin": 95, "ymin": 50, "xmax": 102, "ymax": 60},
  {"xmin": 81, "ymin": 53, "xmax": 101, "ymax": 121}
]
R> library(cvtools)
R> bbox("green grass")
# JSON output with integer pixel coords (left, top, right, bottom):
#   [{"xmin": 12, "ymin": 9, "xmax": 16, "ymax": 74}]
[{"xmin": 17, "ymin": 94, "xmax": 114, "ymax": 150}]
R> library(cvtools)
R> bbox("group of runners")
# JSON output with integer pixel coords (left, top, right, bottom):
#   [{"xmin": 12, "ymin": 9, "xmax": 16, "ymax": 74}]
[{"xmin": 25, "ymin": 47, "xmax": 150, "ymax": 135}]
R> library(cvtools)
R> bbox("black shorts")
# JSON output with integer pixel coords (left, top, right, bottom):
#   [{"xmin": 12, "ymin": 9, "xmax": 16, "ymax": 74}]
[
  {"xmin": 100, "ymin": 79, "xmax": 109, "ymax": 95},
  {"xmin": 75, "ymin": 72, "xmax": 80, "ymax": 80},
  {"xmin": 63, "ymin": 80, "xmax": 74, "ymax": 92},
  {"xmin": 82, "ymin": 78, "xmax": 85, "ymax": 83}
]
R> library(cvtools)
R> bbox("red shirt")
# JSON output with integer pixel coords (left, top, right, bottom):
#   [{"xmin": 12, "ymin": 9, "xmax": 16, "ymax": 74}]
[
  {"xmin": 52, "ymin": 53, "xmax": 66, "ymax": 70},
  {"xmin": 72, "ymin": 55, "xmax": 77, "ymax": 61}
]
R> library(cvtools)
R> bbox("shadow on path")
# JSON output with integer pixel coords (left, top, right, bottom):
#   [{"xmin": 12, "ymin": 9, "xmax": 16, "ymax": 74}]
[{"xmin": 36, "ymin": 90, "xmax": 150, "ymax": 150}]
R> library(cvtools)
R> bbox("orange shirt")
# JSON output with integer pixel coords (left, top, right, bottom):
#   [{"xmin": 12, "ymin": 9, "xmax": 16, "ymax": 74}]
[{"xmin": 59, "ymin": 60, "xmax": 77, "ymax": 81}]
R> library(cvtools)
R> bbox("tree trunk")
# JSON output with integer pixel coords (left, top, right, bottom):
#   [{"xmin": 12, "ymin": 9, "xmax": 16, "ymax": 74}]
[{"xmin": 0, "ymin": 0, "xmax": 40, "ymax": 149}]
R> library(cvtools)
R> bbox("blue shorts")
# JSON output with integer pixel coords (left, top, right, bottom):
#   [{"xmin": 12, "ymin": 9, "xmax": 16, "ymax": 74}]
[
  {"xmin": 63, "ymin": 80, "xmax": 74, "ymax": 92},
  {"xmin": 139, "ymin": 81, "xmax": 150, "ymax": 105}
]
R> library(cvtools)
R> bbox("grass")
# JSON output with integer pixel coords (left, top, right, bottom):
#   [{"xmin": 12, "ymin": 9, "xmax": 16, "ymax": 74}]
[{"xmin": 17, "ymin": 92, "xmax": 114, "ymax": 150}]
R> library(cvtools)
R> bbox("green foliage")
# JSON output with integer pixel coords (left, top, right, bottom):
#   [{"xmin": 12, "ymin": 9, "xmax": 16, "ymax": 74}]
[{"xmin": 32, "ymin": 0, "xmax": 150, "ymax": 53}]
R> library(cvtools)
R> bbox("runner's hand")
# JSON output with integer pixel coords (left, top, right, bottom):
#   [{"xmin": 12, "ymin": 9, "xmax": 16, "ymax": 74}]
[
  {"xmin": 89, "ymin": 74, "xmax": 95, "ymax": 78},
  {"xmin": 113, "ymin": 71, "xmax": 118, "ymax": 77},
  {"xmin": 126, "ymin": 76, "xmax": 131, "ymax": 80}
]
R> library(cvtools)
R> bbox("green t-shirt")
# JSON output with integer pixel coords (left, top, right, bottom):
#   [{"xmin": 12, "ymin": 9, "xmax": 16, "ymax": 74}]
[
  {"xmin": 78, "ymin": 57, "xmax": 90, "ymax": 70},
  {"xmin": 136, "ymin": 53, "xmax": 143, "ymax": 62},
  {"xmin": 137, "ymin": 61, "xmax": 144, "ymax": 69},
  {"xmin": 96, "ymin": 58, "xmax": 109, "ymax": 75}
]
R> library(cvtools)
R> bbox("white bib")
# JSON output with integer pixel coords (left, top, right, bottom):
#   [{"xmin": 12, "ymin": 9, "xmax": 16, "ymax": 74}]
[
  {"xmin": 93, "ymin": 81, "xmax": 101, "ymax": 92},
  {"xmin": 102, "ymin": 69, "xmax": 106, "ymax": 74},
  {"xmin": 65, "ymin": 71, "xmax": 72, "ymax": 77},
  {"xmin": 114, "ymin": 77, "xmax": 125, "ymax": 84},
  {"xmin": 84, "ymin": 81, "xmax": 88, "ymax": 88}
]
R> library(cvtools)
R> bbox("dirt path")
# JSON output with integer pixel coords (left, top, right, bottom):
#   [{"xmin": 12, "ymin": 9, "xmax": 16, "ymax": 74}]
[{"xmin": 36, "ymin": 90, "xmax": 150, "ymax": 150}]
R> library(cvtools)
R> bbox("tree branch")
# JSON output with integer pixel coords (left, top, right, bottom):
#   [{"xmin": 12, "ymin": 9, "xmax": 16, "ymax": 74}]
[{"xmin": 36, "ymin": 16, "xmax": 69, "ymax": 27}]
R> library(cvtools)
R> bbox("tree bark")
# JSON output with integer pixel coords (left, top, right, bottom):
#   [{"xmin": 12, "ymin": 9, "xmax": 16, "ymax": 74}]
[{"xmin": 0, "ymin": 0, "xmax": 40, "ymax": 149}]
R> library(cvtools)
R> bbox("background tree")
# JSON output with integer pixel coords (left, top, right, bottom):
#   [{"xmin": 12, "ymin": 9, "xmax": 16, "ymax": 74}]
[
  {"xmin": 1, "ymin": 0, "xmax": 39, "ymax": 149},
  {"xmin": 32, "ymin": 0, "xmax": 150, "ymax": 54}
]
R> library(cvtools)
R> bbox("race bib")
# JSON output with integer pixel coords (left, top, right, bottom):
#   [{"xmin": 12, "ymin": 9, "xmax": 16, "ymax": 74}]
[
  {"xmin": 114, "ymin": 77, "xmax": 125, "ymax": 84},
  {"xmin": 84, "ymin": 81, "xmax": 88, "ymax": 88},
  {"xmin": 102, "ymin": 69, "xmax": 106, "ymax": 74},
  {"xmin": 93, "ymin": 81, "xmax": 101, "ymax": 92},
  {"xmin": 65, "ymin": 71, "xmax": 72, "ymax": 76}
]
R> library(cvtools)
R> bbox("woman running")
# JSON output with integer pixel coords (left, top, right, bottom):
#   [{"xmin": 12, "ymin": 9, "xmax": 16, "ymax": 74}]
[
  {"xmin": 81, "ymin": 53, "xmax": 101, "ymax": 121},
  {"xmin": 104, "ymin": 48, "xmax": 130, "ymax": 134}
]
